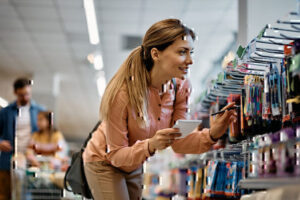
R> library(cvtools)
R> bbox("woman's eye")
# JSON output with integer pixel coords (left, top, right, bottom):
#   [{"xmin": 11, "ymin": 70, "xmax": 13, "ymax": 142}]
[
  {"xmin": 179, "ymin": 50, "xmax": 186, "ymax": 55},
  {"xmin": 179, "ymin": 50, "xmax": 193, "ymax": 55}
]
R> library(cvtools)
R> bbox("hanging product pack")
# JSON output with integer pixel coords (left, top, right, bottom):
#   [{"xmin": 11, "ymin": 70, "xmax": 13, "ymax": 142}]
[
  {"xmin": 64, "ymin": 121, "xmax": 101, "ymax": 199},
  {"xmin": 227, "ymin": 94, "xmax": 241, "ymax": 142}
]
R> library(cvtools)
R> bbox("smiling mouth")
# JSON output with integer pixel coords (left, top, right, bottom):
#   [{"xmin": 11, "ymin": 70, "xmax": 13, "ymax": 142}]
[{"xmin": 179, "ymin": 67, "xmax": 189, "ymax": 73}]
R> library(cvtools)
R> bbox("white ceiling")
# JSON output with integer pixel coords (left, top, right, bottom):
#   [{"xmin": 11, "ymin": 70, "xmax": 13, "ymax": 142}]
[{"xmin": 0, "ymin": 0, "xmax": 237, "ymax": 141}]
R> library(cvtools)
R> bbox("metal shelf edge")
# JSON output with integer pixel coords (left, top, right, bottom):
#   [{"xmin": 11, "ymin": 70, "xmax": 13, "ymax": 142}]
[{"xmin": 238, "ymin": 177, "xmax": 300, "ymax": 189}]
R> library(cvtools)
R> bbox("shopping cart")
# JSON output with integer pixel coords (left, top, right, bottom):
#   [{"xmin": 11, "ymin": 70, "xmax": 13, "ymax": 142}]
[
  {"xmin": 11, "ymin": 154, "xmax": 64, "ymax": 200},
  {"xmin": 26, "ymin": 170, "xmax": 63, "ymax": 200}
]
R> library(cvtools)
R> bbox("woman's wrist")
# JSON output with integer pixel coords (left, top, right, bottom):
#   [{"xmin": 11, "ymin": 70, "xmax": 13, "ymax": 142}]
[
  {"xmin": 209, "ymin": 129, "xmax": 218, "ymax": 142},
  {"xmin": 148, "ymin": 139, "xmax": 156, "ymax": 155}
]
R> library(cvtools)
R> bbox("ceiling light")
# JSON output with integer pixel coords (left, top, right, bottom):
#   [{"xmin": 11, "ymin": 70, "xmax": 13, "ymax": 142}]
[
  {"xmin": 83, "ymin": 0, "xmax": 100, "ymax": 45},
  {"xmin": 94, "ymin": 54, "xmax": 103, "ymax": 70},
  {"xmin": 0, "ymin": 97, "xmax": 8, "ymax": 108},
  {"xmin": 96, "ymin": 72, "xmax": 106, "ymax": 97}
]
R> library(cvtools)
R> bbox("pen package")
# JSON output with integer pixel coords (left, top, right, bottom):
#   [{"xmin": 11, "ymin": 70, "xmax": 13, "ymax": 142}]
[
  {"xmin": 227, "ymin": 94, "xmax": 241, "ymax": 142},
  {"xmin": 204, "ymin": 160, "xmax": 218, "ymax": 197}
]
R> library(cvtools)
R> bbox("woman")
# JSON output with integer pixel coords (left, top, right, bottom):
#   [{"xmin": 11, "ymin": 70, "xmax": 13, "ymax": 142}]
[
  {"xmin": 83, "ymin": 19, "xmax": 236, "ymax": 200},
  {"xmin": 26, "ymin": 111, "xmax": 68, "ymax": 169}
]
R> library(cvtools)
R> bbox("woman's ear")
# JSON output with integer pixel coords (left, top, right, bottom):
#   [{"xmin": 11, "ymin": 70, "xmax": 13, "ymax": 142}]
[{"xmin": 150, "ymin": 48, "xmax": 160, "ymax": 63}]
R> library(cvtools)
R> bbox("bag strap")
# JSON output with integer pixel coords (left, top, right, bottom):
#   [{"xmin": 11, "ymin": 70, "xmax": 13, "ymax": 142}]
[
  {"xmin": 81, "ymin": 121, "xmax": 101, "ymax": 151},
  {"xmin": 171, "ymin": 78, "xmax": 178, "ymax": 125},
  {"xmin": 64, "ymin": 164, "xmax": 73, "ymax": 192},
  {"xmin": 172, "ymin": 78, "xmax": 177, "ymax": 103}
]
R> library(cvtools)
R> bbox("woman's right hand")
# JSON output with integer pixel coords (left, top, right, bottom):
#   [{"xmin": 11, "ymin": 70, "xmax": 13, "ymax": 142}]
[
  {"xmin": 148, "ymin": 128, "xmax": 181, "ymax": 153},
  {"xmin": 210, "ymin": 103, "xmax": 237, "ymax": 140}
]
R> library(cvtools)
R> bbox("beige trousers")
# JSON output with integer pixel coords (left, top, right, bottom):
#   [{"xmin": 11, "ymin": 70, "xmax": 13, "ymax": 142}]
[{"xmin": 84, "ymin": 161, "xmax": 143, "ymax": 200}]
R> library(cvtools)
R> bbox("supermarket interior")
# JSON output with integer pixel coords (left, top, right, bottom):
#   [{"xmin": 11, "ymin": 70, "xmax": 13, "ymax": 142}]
[{"xmin": 0, "ymin": 0, "xmax": 300, "ymax": 199}]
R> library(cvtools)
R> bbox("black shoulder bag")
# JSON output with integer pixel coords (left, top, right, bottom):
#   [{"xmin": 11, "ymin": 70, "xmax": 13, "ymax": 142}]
[{"xmin": 64, "ymin": 121, "xmax": 101, "ymax": 199}]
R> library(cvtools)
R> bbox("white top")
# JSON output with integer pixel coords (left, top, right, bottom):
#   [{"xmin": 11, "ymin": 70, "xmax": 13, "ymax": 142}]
[{"xmin": 15, "ymin": 104, "xmax": 32, "ymax": 153}]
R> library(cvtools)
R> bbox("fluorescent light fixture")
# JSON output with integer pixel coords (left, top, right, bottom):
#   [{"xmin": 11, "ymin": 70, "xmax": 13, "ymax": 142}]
[
  {"xmin": 96, "ymin": 72, "xmax": 106, "ymax": 97},
  {"xmin": 83, "ymin": 0, "xmax": 100, "ymax": 45},
  {"xmin": 0, "ymin": 97, "xmax": 8, "ymax": 108},
  {"xmin": 94, "ymin": 54, "xmax": 103, "ymax": 70}
]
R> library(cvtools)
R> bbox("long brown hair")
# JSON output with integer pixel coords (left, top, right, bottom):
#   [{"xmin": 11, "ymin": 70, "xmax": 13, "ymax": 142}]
[{"xmin": 100, "ymin": 19, "xmax": 195, "ymax": 127}]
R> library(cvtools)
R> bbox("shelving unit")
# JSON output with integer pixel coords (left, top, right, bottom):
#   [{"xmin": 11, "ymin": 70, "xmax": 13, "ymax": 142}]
[
  {"xmin": 238, "ymin": 177, "xmax": 300, "ymax": 189},
  {"xmin": 197, "ymin": 11, "xmax": 300, "ymax": 194}
]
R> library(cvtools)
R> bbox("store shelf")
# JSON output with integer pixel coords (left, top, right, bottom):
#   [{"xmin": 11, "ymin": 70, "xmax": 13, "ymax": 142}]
[{"xmin": 238, "ymin": 177, "xmax": 300, "ymax": 189}]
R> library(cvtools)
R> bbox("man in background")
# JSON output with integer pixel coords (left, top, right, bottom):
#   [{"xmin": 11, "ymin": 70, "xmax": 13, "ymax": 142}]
[{"xmin": 0, "ymin": 77, "xmax": 45, "ymax": 200}]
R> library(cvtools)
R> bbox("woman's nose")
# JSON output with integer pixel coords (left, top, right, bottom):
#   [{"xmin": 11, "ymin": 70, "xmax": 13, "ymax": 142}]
[{"xmin": 186, "ymin": 54, "xmax": 193, "ymax": 65}]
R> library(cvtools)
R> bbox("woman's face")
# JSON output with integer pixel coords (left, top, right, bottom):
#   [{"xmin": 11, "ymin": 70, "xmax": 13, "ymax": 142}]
[
  {"xmin": 37, "ymin": 114, "xmax": 49, "ymax": 131},
  {"xmin": 156, "ymin": 34, "xmax": 194, "ymax": 79}
]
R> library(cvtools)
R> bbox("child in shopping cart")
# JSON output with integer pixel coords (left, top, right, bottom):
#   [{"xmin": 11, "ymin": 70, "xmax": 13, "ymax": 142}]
[{"xmin": 26, "ymin": 111, "xmax": 68, "ymax": 171}]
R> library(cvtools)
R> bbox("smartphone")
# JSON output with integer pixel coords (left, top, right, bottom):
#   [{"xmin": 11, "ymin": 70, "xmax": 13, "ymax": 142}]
[{"xmin": 172, "ymin": 120, "xmax": 202, "ymax": 139}]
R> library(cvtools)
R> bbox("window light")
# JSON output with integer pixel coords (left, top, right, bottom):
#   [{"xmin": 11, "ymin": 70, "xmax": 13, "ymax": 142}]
[
  {"xmin": 94, "ymin": 54, "xmax": 103, "ymax": 70},
  {"xmin": 96, "ymin": 72, "xmax": 106, "ymax": 97}
]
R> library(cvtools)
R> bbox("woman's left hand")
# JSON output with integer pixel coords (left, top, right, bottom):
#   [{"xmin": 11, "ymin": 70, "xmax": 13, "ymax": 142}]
[{"xmin": 209, "ymin": 103, "xmax": 237, "ymax": 140}]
